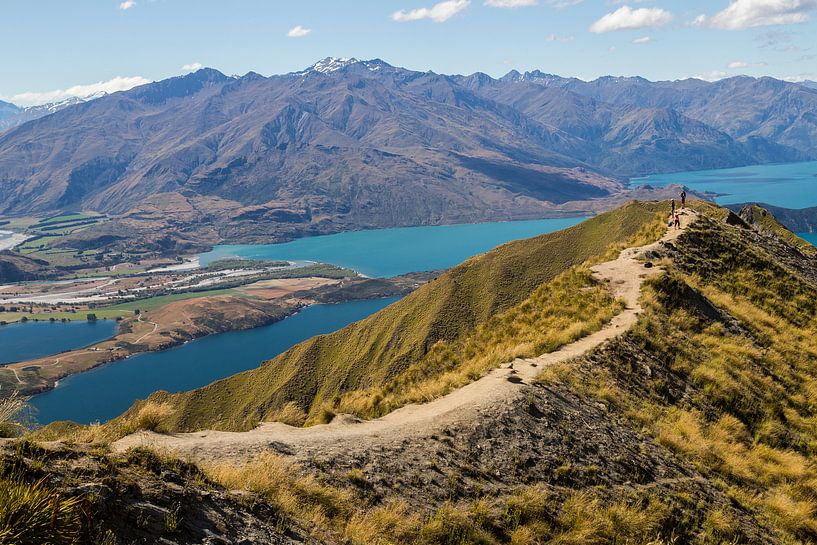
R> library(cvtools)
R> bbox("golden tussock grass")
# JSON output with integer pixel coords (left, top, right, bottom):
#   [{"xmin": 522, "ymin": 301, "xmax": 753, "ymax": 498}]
[
  {"xmin": 334, "ymin": 268, "xmax": 623, "ymax": 419},
  {"xmin": 0, "ymin": 476, "xmax": 84, "ymax": 545},
  {"xmin": 265, "ymin": 401, "xmax": 307, "ymax": 427},
  {"xmin": 206, "ymin": 451, "xmax": 689, "ymax": 545},
  {"xmin": 204, "ymin": 452, "xmax": 354, "ymax": 532},
  {"xmin": 129, "ymin": 401, "xmax": 176, "ymax": 433}
]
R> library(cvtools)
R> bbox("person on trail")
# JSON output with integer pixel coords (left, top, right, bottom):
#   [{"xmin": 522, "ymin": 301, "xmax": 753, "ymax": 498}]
[
  {"xmin": 671, "ymin": 199, "xmax": 676, "ymax": 214},
  {"xmin": 673, "ymin": 211, "xmax": 681, "ymax": 230},
  {"xmin": 680, "ymin": 190, "xmax": 687, "ymax": 208}
]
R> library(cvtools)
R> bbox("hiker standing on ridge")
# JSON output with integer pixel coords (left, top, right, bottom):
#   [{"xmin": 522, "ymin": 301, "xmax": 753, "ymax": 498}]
[
  {"xmin": 671, "ymin": 199, "xmax": 676, "ymax": 215},
  {"xmin": 674, "ymin": 211, "xmax": 681, "ymax": 230},
  {"xmin": 681, "ymin": 190, "xmax": 687, "ymax": 208}
]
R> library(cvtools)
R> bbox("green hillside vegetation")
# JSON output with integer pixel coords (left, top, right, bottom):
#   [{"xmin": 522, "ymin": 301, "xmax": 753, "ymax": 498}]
[{"xmin": 118, "ymin": 201, "xmax": 669, "ymax": 432}]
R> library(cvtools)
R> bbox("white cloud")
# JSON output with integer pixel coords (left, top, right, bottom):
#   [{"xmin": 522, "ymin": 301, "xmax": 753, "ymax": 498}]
[
  {"xmin": 287, "ymin": 25, "xmax": 312, "ymax": 37},
  {"xmin": 728, "ymin": 60, "xmax": 767, "ymax": 68},
  {"xmin": 695, "ymin": 0, "xmax": 817, "ymax": 30},
  {"xmin": 182, "ymin": 62, "xmax": 204, "ymax": 71},
  {"xmin": 119, "ymin": 0, "xmax": 136, "ymax": 10},
  {"xmin": 2, "ymin": 76, "xmax": 151, "ymax": 107},
  {"xmin": 485, "ymin": 0, "xmax": 537, "ymax": 6},
  {"xmin": 546, "ymin": 33, "xmax": 575, "ymax": 42},
  {"xmin": 392, "ymin": 0, "xmax": 471, "ymax": 22},
  {"xmin": 695, "ymin": 70, "xmax": 729, "ymax": 81},
  {"xmin": 784, "ymin": 73, "xmax": 817, "ymax": 81},
  {"xmin": 632, "ymin": 35, "xmax": 651, "ymax": 43},
  {"xmin": 589, "ymin": 6, "xmax": 673, "ymax": 33}
]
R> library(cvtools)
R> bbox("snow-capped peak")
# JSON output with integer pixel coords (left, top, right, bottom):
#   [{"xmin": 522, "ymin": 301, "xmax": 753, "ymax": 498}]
[
  {"xmin": 292, "ymin": 57, "xmax": 391, "ymax": 77},
  {"xmin": 23, "ymin": 92, "xmax": 108, "ymax": 114},
  {"xmin": 311, "ymin": 57, "xmax": 359, "ymax": 73}
]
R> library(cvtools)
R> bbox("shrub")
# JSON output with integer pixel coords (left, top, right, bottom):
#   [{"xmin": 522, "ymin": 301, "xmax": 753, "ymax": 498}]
[
  {"xmin": 0, "ymin": 476, "xmax": 83, "ymax": 545},
  {"xmin": 265, "ymin": 401, "xmax": 307, "ymax": 427},
  {"xmin": 130, "ymin": 401, "xmax": 175, "ymax": 432}
]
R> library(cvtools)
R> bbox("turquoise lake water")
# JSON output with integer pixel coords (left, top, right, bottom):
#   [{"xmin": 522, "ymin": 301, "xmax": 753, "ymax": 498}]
[
  {"xmin": 800, "ymin": 233, "xmax": 817, "ymax": 246},
  {"xmin": 632, "ymin": 161, "xmax": 817, "ymax": 209},
  {"xmin": 29, "ymin": 297, "xmax": 398, "ymax": 425},
  {"xmin": 0, "ymin": 320, "xmax": 117, "ymax": 365},
  {"xmin": 199, "ymin": 217, "xmax": 587, "ymax": 278}
]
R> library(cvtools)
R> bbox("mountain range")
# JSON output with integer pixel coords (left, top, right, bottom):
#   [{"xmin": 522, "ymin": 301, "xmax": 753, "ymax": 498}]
[
  {"xmin": 0, "ymin": 58, "xmax": 815, "ymax": 251},
  {"xmin": 0, "ymin": 94, "xmax": 104, "ymax": 132}
]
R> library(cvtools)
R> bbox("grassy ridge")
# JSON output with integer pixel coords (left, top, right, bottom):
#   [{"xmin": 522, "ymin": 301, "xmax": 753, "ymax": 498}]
[
  {"xmin": 539, "ymin": 211, "xmax": 817, "ymax": 543},
  {"xmin": 130, "ymin": 201, "xmax": 669, "ymax": 432}
]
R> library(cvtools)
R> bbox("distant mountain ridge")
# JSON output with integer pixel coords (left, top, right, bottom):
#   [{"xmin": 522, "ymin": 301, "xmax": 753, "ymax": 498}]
[
  {"xmin": 0, "ymin": 58, "xmax": 814, "ymax": 249},
  {"xmin": 0, "ymin": 93, "xmax": 106, "ymax": 132}
]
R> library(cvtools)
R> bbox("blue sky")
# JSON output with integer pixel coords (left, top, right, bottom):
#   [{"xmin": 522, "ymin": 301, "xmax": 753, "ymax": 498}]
[{"xmin": 2, "ymin": 0, "xmax": 816, "ymax": 106}]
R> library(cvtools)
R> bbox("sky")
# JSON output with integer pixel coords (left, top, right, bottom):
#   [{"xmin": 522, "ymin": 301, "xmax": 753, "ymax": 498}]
[{"xmin": 2, "ymin": 0, "xmax": 816, "ymax": 106}]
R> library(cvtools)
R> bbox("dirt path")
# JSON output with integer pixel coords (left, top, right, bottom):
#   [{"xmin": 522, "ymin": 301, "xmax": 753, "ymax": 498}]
[
  {"xmin": 133, "ymin": 315, "xmax": 159, "ymax": 345},
  {"xmin": 114, "ymin": 210, "xmax": 697, "ymax": 464}
]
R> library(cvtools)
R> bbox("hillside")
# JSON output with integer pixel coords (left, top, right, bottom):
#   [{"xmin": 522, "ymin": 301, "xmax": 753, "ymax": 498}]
[
  {"xmin": 0, "ymin": 250, "xmax": 53, "ymax": 283},
  {"xmin": 11, "ymin": 200, "xmax": 817, "ymax": 544},
  {"xmin": 116, "ymin": 201, "xmax": 667, "ymax": 431},
  {"xmin": 0, "ymin": 60, "xmax": 814, "ymax": 255}
]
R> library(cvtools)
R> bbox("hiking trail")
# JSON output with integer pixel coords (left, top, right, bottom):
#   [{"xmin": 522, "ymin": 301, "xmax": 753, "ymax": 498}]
[{"xmin": 114, "ymin": 209, "xmax": 697, "ymax": 464}]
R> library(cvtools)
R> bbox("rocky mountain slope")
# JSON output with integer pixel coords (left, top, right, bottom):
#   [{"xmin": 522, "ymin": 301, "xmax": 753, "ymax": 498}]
[
  {"xmin": 0, "ymin": 60, "xmax": 814, "ymax": 252},
  {"xmin": 0, "ymin": 95, "xmax": 102, "ymax": 132}
]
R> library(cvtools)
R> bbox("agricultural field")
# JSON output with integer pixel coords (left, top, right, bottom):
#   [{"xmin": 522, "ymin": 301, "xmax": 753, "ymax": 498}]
[{"xmin": 12, "ymin": 212, "xmax": 109, "ymax": 268}]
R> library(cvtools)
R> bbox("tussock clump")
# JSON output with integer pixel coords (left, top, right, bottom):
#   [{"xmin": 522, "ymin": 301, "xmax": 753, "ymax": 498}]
[
  {"xmin": 130, "ymin": 401, "xmax": 175, "ymax": 433},
  {"xmin": 0, "ymin": 476, "xmax": 83, "ymax": 545},
  {"xmin": 0, "ymin": 392, "xmax": 27, "ymax": 438},
  {"xmin": 265, "ymin": 401, "xmax": 307, "ymax": 427},
  {"xmin": 204, "ymin": 452, "xmax": 354, "ymax": 531}
]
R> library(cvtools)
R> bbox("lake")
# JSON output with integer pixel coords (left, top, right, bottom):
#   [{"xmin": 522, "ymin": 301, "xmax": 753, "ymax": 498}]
[
  {"xmin": 632, "ymin": 160, "xmax": 817, "ymax": 209},
  {"xmin": 199, "ymin": 217, "xmax": 587, "ymax": 278},
  {"xmin": 0, "ymin": 320, "xmax": 117, "ymax": 365},
  {"xmin": 29, "ymin": 297, "xmax": 398, "ymax": 425}
]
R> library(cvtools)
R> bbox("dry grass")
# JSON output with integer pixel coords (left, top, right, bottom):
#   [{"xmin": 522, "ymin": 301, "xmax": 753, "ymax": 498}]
[
  {"xmin": 205, "ymin": 452, "xmax": 686, "ymax": 545},
  {"xmin": 204, "ymin": 452, "xmax": 355, "ymax": 533},
  {"xmin": 334, "ymin": 268, "xmax": 623, "ymax": 419},
  {"xmin": 0, "ymin": 476, "xmax": 83, "ymax": 545},
  {"xmin": 129, "ymin": 401, "xmax": 175, "ymax": 433},
  {"xmin": 0, "ymin": 392, "xmax": 26, "ymax": 425},
  {"xmin": 540, "ymin": 212, "xmax": 817, "ymax": 543},
  {"xmin": 265, "ymin": 401, "xmax": 307, "ymax": 427},
  {"xmin": 345, "ymin": 501, "xmax": 422, "ymax": 544}
]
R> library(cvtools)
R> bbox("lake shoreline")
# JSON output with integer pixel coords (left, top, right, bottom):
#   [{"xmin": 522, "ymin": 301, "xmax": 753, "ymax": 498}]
[
  {"xmin": 3, "ymin": 299, "xmax": 301, "ymax": 397},
  {"xmin": 5, "ymin": 273, "xmax": 434, "ymax": 399}
]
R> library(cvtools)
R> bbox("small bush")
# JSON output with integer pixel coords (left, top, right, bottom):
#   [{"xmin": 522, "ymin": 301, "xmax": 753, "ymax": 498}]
[
  {"xmin": 265, "ymin": 401, "xmax": 307, "ymax": 427},
  {"xmin": 0, "ymin": 476, "xmax": 83, "ymax": 545},
  {"xmin": 130, "ymin": 401, "xmax": 175, "ymax": 433}
]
